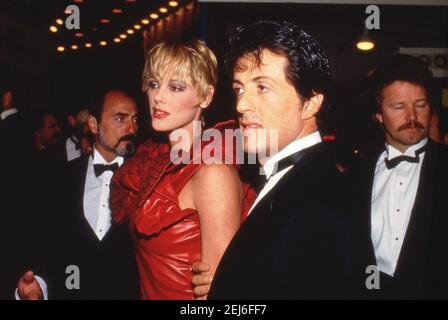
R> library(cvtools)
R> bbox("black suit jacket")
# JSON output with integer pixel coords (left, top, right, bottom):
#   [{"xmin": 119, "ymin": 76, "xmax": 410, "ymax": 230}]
[
  {"xmin": 36, "ymin": 155, "xmax": 140, "ymax": 300},
  {"xmin": 352, "ymin": 139, "xmax": 448, "ymax": 299},
  {"xmin": 209, "ymin": 143, "xmax": 366, "ymax": 300},
  {"xmin": 0, "ymin": 112, "xmax": 41, "ymax": 299}
]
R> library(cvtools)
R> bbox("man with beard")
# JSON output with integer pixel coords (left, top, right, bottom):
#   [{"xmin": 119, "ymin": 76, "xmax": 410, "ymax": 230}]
[
  {"xmin": 355, "ymin": 54, "xmax": 448, "ymax": 299},
  {"xmin": 16, "ymin": 90, "xmax": 140, "ymax": 299}
]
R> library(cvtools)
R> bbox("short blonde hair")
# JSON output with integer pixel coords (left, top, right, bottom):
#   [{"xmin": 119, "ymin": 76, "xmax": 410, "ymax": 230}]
[{"xmin": 142, "ymin": 39, "xmax": 218, "ymax": 101}]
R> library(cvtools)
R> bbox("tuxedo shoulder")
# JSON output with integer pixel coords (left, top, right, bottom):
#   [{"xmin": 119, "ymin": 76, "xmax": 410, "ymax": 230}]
[
  {"xmin": 65, "ymin": 155, "xmax": 88, "ymax": 178},
  {"xmin": 66, "ymin": 156, "xmax": 83, "ymax": 169},
  {"xmin": 275, "ymin": 161, "xmax": 349, "ymax": 218},
  {"xmin": 433, "ymin": 141, "xmax": 448, "ymax": 156}
]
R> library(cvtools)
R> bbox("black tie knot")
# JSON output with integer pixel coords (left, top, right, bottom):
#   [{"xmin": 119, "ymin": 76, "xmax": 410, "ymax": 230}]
[
  {"xmin": 94, "ymin": 163, "xmax": 119, "ymax": 177},
  {"xmin": 384, "ymin": 143, "xmax": 427, "ymax": 170},
  {"xmin": 265, "ymin": 147, "xmax": 310, "ymax": 180}
]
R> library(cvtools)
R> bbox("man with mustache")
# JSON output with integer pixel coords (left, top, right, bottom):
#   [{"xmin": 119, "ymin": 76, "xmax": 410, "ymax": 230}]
[
  {"xmin": 16, "ymin": 90, "xmax": 140, "ymax": 299},
  {"xmin": 357, "ymin": 54, "xmax": 448, "ymax": 299}
]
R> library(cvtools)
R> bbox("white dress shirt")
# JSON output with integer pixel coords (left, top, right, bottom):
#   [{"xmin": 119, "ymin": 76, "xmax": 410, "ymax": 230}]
[
  {"xmin": 84, "ymin": 148, "xmax": 123, "ymax": 241},
  {"xmin": 1, "ymin": 108, "xmax": 18, "ymax": 120},
  {"xmin": 65, "ymin": 136, "xmax": 81, "ymax": 162},
  {"xmin": 248, "ymin": 131, "xmax": 322, "ymax": 215},
  {"xmin": 371, "ymin": 138, "xmax": 427, "ymax": 276}
]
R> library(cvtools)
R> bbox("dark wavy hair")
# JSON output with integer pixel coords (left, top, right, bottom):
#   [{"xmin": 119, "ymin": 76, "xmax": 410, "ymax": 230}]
[
  {"xmin": 88, "ymin": 88, "xmax": 135, "ymax": 122},
  {"xmin": 368, "ymin": 54, "xmax": 434, "ymax": 114},
  {"xmin": 225, "ymin": 20, "xmax": 332, "ymax": 130}
]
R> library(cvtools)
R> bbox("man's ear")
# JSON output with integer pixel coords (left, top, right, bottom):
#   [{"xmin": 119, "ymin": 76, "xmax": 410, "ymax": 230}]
[
  {"xmin": 374, "ymin": 112, "xmax": 384, "ymax": 124},
  {"xmin": 301, "ymin": 93, "xmax": 324, "ymax": 120},
  {"xmin": 87, "ymin": 115, "xmax": 98, "ymax": 135},
  {"xmin": 199, "ymin": 85, "xmax": 215, "ymax": 110}
]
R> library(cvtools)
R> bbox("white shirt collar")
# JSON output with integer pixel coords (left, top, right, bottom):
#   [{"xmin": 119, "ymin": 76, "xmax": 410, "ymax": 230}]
[
  {"xmin": 91, "ymin": 146, "xmax": 123, "ymax": 166},
  {"xmin": 0, "ymin": 108, "xmax": 18, "ymax": 120},
  {"xmin": 385, "ymin": 138, "xmax": 428, "ymax": 161},
  {"xmin": 262, "ymin": 131, "xmax": 322, "ymax": 179}
]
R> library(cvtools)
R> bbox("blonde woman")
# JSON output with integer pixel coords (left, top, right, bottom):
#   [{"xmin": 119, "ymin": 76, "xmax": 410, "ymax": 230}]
[{"xmin": 111, "ymin": 38, "xmax": 256, "ymax": 300}]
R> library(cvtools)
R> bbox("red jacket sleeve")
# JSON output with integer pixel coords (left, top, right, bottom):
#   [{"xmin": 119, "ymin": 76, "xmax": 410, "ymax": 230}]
[{"xmin": 111, "ymin": 141, "xmax": 154, "ymax": 224}]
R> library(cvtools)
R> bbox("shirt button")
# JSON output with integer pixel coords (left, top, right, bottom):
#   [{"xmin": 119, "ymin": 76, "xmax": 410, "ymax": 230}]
[
  {"xmin": 395, "ymin": 238, "xmax": 399, "ymax": 241},
  {"xmin": 396, "ymin": 209, "xmax": 400, "ymax": 212}
]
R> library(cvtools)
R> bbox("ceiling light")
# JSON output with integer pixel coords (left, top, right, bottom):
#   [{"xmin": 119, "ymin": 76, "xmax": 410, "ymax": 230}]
[
  {"xmin": 168, "ymin": 1, "xmax": 179, "ymax": 7},
  {"xmin": 150, "ymin": 13, "xmax": 159, "ymax": 19},
  {"xmin": 356, "ymin": 27, "xmax": 375, "ymax": 52},
  {"xmin": 356, "ymin": 41, "xmax": 375, "ymax": 51},
  {"xmin": 49, "ymin": 26, "xmax": 58, "ymax": 33}
]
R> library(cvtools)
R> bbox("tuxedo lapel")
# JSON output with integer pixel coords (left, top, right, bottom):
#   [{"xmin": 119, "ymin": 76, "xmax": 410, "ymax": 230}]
[
  {"xmin": 365, "ymin": 155, "xmax": 379, "ymax": 259},
  {"xmin": 66, "ymin": 154, "xmax": 100, "ymax": 242},
  {"xmin": 248, "ymin": 143, "xmax": 322, "ymax": 219},
  {"xmin": 79, "ymin": 154, "xmax": 90, "ymax": 206},
  {"xmin": 393, "ymin": 141, "xmax": 435, "ymax": 281},
  {"xmin": 364, "ymin": 157, "xmax": 377, "ymax": 237}
]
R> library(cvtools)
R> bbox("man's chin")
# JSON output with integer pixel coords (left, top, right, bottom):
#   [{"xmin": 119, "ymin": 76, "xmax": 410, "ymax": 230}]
[
  {"xmin": 405, "ymin": 133, "xmax": 426, "ymax": 144},
  {"xmin": 116, "ymin": 142, "xmax": 136, "ymax": 157}
]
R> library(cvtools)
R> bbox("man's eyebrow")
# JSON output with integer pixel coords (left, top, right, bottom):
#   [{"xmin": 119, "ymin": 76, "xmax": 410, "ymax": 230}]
[
  {"xmin": 113, "ymin": 112, "xmax": 130, "ymax": 116},
  {"xmin": 252, "ymin": 76, "xmax": 276, "ymax": 82},
  {"xmin": 233, "ymin": 76, "xmax": 278, "ymax": 84}
]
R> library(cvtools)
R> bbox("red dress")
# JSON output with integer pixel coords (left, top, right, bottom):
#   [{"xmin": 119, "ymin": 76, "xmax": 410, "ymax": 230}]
[{"xmin": 111, "ymin": 120, "xmax": 257, "ymax": 300}]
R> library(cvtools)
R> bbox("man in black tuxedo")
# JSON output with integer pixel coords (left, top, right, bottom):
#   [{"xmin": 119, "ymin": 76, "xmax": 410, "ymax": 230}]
[
  {"xmin": 354, "ymin": 54, "xmax": 448, "ymax": 299},
  {"xmin": 16, "ymin": 90, "xmax": 140, "ymax": 299},
  {"xmin": 41, "ymin": 108, "xmax": 90, "ymax": 167},
  {"xmin": 0, "ymin": 86, "xmax": 37, "ymax": 159},
  {"xmin": 193, "ymin": 21, "xmax": 364, "ymax": 299},
  {"xmin": 0, "ymin": 86, "xmax": 41, "ymax": 299},
  {"xmin": 1, "ymin": 88, "xmax": 20, "ymax": 136}
]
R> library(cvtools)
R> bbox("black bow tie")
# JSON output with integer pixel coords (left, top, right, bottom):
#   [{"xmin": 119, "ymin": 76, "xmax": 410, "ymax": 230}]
[
  {"xmin": 93, "ymin": 163, "xmax": 119, "ymax": 177},
  {"xmin": 384, "ymin": 144, "xmax": 427, "ymax": 170},
  {"xmin": 265, "ymin": 147, "xmax": 310, "ymax": 180}
]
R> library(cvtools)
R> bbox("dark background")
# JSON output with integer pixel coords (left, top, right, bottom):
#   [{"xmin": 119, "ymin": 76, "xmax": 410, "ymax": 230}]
[{"xmin": 1, "ymin": 0, "xmax": 447, "ymax": 158}]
